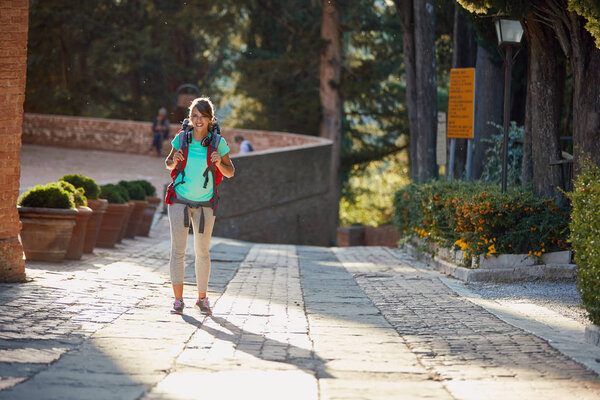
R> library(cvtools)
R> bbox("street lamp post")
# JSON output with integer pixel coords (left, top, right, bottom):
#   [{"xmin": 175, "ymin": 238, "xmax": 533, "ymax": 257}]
[{"xmin": 495, "ymin": 18, "xmax": 524, "ymax": 193}]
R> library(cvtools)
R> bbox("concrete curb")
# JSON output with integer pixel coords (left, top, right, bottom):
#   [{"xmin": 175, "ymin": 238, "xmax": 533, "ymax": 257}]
[
  {"xmin": 586, "ymin": 325, "xmax": 600, "ymax": 347},
  {"xmin": 405, "ymin": 242, "xmax": 576, "ymax": 282}
]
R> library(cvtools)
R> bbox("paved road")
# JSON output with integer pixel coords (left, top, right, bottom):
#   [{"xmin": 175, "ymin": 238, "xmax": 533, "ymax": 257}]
[
  {"xmin": 1, "ymin": 215, "xmax": 600, "ymax": 399},
  {"xmin": 9, "ymin": 144, "xmax": 600, "ymax": 399}
]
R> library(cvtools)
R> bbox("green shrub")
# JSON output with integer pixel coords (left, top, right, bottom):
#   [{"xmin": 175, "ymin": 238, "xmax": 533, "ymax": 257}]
[
  {"xmin": 480, "ymin": 121, "xmax": 523, "ymax": 187},
  {"xmin": 99, "ymin": 184, "xmax": 130, "ymax": 204},
  {"xmin": 18, "ymin": 182, "xmax": 76, "ymax": 209},
  {"xmin": 567, "ymin": 155, "xmax": 600, "ymax": 324},
  {"xmin": 59, "ymin": 174, "xmax": 100, "ymax": 200},
  {"xmin": 393, "ymin": 181, "xmax": 570, "ymax": 265},
  {"xmin": 58, "ymin": 181, "xmax": 87, "ymax": 207},
  {"xmin": 131, "ymin": 180, "xmax": 157, "ymax": 197},
  {"xmin": 118, "ymin": 180, "xmax": 146, "ymax": 201}
]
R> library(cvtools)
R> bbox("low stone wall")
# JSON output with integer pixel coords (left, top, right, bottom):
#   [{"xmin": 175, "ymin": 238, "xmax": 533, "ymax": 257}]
[
  {"xmin": 22, "ymin": 113, "xmax": 322, "ymax": 155},
  {"xmin": 217, "ymin": 143, "xmax": 335, "ymax": 246},
  {"xmin": 22, "ymin": 113, "xmax": 335, "ymax": 245}
]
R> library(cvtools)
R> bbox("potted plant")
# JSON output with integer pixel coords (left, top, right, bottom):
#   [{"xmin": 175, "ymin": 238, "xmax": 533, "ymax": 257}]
[
  {"xmin": 58, "ymin": 181, "xmax": 93, "ymax": 260},
  {"xmin": 96, "ymin": 184, "xmax": 130, "ymax": 248},
  {"xmin": 18, "ymin": 182, "xmax": 78, "ymax": 262},
  {"xmin": 132, "ymin": 180, "xmax": 160, "ymax": 236},
  {"xmin": 118, "ymin": 181, "xmax": 148, "ymax": 239},
  {"xmin": 60, "ymin": 174, "xmax": 106, "ymax": 253}
]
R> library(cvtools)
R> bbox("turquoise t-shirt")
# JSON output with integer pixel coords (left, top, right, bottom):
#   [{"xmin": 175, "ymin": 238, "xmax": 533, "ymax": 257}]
[{"xmin": 171, "ymin": 133, "xmax": 230, "ymax": 201}]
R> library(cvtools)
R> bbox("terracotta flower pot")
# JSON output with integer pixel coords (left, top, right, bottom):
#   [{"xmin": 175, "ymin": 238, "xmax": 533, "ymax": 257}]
[
  {"xmin": 65, "ymin": 206, "xmax": 93, "ymax": 260},
  {"xmin": 137, "ymin": 196, "xmax": 161, "ymax": 236},
  {"xmin": 125, "ymin": 200, "xmax": 148, "ymax": 239},
  {"xmin": 83, "ymin": 199, "xmax": 108, "ymax": 253},
  {"xmin": 117, "ymin": 202, "xmax": 134, "ymax": 243},
  {"xmin": 96, "ymin": 203, "xmax": 130, "ymax": 248},
  {"xmin": 18, "ymin": 206, "xmax": 78, "ymax": 262}
]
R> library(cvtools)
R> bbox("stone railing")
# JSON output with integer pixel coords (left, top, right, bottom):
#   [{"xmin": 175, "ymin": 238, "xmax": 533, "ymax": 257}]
[
  {"xmin": 22, "ymin": 113, "xmax": 323, "ymax": 155},
  {"xmin": 22, "ymin": 113, "xmax": 335, "ymax": 245}
]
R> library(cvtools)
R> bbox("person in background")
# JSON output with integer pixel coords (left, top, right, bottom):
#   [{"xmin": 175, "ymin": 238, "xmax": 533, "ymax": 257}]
[
  {"xmin": 234, "ymin": 135, "xmax": 254, "ymax": 154},
  {"xmin": 149, "ymin": 107, "xmax": 170, "ymax": 156}
]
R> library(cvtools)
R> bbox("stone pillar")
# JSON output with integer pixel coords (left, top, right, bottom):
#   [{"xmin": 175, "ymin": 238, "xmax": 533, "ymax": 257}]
[{"xmin": 0, "ymin": 0, "xmax": 29, "ymax": 282}]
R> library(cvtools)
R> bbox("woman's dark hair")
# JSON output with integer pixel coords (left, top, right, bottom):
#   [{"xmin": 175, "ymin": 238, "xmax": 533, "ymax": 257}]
[{"xmin": 189, "ymin": 97, "xmax": 216, "ymax": 132}]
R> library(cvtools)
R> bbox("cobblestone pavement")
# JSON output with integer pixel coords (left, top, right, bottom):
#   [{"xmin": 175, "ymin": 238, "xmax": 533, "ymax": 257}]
[
  {"xmin": 336, "ymin": 247, "xmax": 600, "ymax": 400},
  {"xmin": 1, "ymin": 216, "xmax": 600, "ymax": 398}
]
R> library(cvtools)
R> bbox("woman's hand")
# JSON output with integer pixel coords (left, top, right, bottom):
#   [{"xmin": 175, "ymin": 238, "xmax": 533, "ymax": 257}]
[
  {"xmin": 173, "ymin": 150, "xmax": 184, "ymax": 164},
  {"xmin": 210, "ymin": 151, "xmax": 222, "ymax": 167}
]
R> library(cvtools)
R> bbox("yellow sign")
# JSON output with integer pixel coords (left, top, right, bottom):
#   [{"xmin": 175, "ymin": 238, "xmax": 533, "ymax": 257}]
[{"xmin": 447, "ymin": 68, "xmax": 475, "ymax": 139}]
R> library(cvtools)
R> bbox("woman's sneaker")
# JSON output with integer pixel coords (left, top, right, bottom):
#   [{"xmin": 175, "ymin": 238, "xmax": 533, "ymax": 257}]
[
  {"xmin": 171, "ymin": 299, "xmax": 185, "ymax": 314},
  {"xmin": 196, "ymin": 297, "xmax": 212, "ymax": 315}
]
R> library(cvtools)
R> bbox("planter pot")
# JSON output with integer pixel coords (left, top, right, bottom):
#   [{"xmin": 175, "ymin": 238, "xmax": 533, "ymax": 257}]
[
  {"xmin": 117, "ymin": 202, "xmax": 134, "ymax": 243},
  {"xmin": 336, "ymin": 226, "xmax": 366, "ymax": 247},
  {"xmin": 364, "ymin": 225, "xmax": 400, "ymax": 247},
  {"xmin": 65, "ymin": 206, "xmax": 93, "ymax": 260},
  {"xmin": 124, "ymin": 200, "xmax": 148, "ymax": 239},
  {"xmin": 96, "ymin": 203, "xmax": 130, "ymax": 248},
  {"xmin": 83, "ymin": 199, "xmax": 108, "ymax": 253},
  {"xmin": 18, "ymin": 206, "xmax": 78, "ymax": 262},
  {"xmin": 137, "ymin": 196, "xmax": 161, "ymax": 237}
]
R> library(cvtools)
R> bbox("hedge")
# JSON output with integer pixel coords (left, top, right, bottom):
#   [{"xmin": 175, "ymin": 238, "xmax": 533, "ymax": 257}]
[
  {"xmin": 18, "ymin": 182, "xmax": 76, "ymax": 209},
  {"xmin": 100, "ymin": 184, "xmax": 130, "ymax": 204},
  {"xmin": 567, "ymin": 155, "xmax": 600, "ymax": 324},
  {"xmin": 393, "ymin": 181, "xmax": 570, "ymax": 264},
  {"xmin": 59, "ymin": 174, "xmax": 100, "ymax": 200}
]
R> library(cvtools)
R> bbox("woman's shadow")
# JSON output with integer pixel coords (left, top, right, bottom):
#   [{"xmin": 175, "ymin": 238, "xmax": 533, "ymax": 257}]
[{"xmin": 181, "ymin": 313, "xmax": 332, "ymax": 378}]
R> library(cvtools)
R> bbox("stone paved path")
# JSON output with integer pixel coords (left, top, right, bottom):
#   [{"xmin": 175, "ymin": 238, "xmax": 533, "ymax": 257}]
[{"xmin": 1, "ymin": 216, "xmax": 600, "ymax": 399}]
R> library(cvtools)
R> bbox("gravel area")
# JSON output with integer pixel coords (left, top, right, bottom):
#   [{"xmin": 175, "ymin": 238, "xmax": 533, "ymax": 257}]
[{"xmin": 466, "ymin": 280, "xmax": 592, "ymax": 326}]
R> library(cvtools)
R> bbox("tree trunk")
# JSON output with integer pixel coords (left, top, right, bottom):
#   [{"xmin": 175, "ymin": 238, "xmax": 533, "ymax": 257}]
[
  {"xmin": 522, "ymin": 59, "xmax": 533, "ymax": 186},
  {"xmin": 394, "ymin": 0, "xmax": 418, "ymax": 181},
  {"xmin": 413, "ymin": 0, "xmax": 438, "ymax": 182},
  {"xmin": 525, "ymin": 16, "xmax": 565, "ymax": 203},
  {"xmin": 568, "ymin": 14, "xmax": 600, "ymax": 171},
  {"xmin": 319, "ymin": 0, "xmax": 342, "ymax": 239},
  {"xmin": 471, "ymin": 44, "xmax": 504, "ymax": 179},
  {"xmin": 449, "ymin": 2, "xmax": 477, "ymax": 179}
]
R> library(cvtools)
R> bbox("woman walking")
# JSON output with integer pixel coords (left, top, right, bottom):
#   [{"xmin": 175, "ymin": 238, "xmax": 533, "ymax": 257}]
[{"xmin": 165, "ymin": 97, "xmax": 234, "ymax": 315}]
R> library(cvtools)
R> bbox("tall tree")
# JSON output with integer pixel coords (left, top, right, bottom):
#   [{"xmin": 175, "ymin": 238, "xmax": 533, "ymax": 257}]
[
  {"xmin": 320, "ymin": 0, "xmax": 343, "ymax": 228},
  {"xmin": 395, "ymin": 0, "xmax": 438, "ymax": 182},
  {"xmin": 457, "ymin": 0, "xmax": 600, "ymax": 188},
  {"xmin": 450, "ymin": 2, "xmax": 477, "ymax": 179},
  {"xmin": 524, "ymin": 14, "xmax": 566, "ymax": 202}
]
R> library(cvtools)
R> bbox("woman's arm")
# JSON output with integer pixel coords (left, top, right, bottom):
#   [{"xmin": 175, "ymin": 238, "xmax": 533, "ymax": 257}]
[
  {"xmin": 211, "ymin": 152, "xmax": 235, "ymax": 178},
  {"xmin": 165, "ymin": 147, "xmax": 184, "ymax": 171}
]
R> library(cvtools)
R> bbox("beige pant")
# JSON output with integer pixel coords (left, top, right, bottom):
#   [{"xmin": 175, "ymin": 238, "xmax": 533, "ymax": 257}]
[{"xmin": 168, "ymin": 203, "xmax": 216, "ymax": 292}]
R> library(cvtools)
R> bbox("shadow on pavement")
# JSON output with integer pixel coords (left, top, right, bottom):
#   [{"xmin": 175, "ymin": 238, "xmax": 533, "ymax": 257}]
[{"xmin": 181, "ymin": 314, "xmax": 333, "ymax": 379}]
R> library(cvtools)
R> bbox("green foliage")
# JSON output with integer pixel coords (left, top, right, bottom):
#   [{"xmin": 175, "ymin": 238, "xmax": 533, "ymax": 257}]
[
  {"xmin": 58, "ymin": 181, "xmax": 87, "ymax": 207},
  {"xmin": 59, "ymin": 174, "xmax": 100, "ymax": 200},
  {"xmin": 480, "ymin": 121, "xmax": 523, "ymax": 187},
  {"xmin": 227, "ymin": 0, "xmax": 320, "ymax": 135},
  {"xmin": 18, "ymin": 182, "xmax": 76, "ymax": 209},
  {"xmin": 569, "ymin": 0, "xmax": 600, "ymax": 48},
  {"xmin": 118, "ymin": 181, "xmax": 146, "ymax": 201},
  {"xmin": 567, "ymin": 153, "xmax": 600, "ymax": 324},
  {"xmin": 131, "ymin": 180, "xmax": 157, "ymax": 197},
  {"xmin": 341, "ymin": 2, "xmax": 408, "ymax": 166},
  {"xmin": 340, "ymin": 153, "xmax": 409, "ymax": 226},
  {"xmin": 394, "ymin": 181, "xmax": 570, "ymax": 265},
  {"xmin": 100, "ymin": 184, "xmax": 130, "ymax": 204},
  {"xmin": 26, "ymin": 0, "xmax": 242, "ymax": 120}
]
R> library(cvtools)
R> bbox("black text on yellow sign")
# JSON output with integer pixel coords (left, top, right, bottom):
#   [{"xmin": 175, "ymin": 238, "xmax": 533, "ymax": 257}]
[{"xmin": 447, "ymin": 68, "xmax": 475, "ymax": 139}]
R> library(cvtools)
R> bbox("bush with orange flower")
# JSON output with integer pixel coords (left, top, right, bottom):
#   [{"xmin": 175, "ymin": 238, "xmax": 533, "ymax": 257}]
[{"xmin": 394, "ymin": 181, "xmax": 570, "ymax": 265}]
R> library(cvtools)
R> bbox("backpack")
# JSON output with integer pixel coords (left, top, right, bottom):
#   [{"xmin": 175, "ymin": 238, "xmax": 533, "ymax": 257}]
[{"xmin": 164, "ymin": 119, "xmax": 223, "ymax": 213}]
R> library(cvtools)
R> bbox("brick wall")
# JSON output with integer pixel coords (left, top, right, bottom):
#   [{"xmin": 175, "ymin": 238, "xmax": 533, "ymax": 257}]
[
  {"xmin": 0, "ymin": 0, "xmax": 28, "ymax": 282},
  {"xmin": 22, "ymin": 113, "xmax": 322, "ymax": 155}
]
